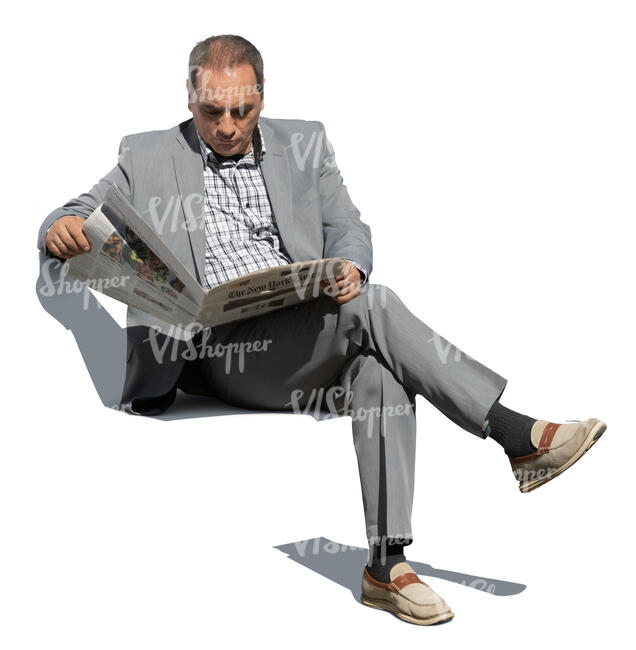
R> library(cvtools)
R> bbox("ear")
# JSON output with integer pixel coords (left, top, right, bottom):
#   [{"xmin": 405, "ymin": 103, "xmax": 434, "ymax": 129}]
[
  {"xmin": 186, "ymin": 79, "xmax": 193, "ymax": 112},
  {"xmin": 260, "ymin": 77, "xmax": 265, "ymax": 110}
]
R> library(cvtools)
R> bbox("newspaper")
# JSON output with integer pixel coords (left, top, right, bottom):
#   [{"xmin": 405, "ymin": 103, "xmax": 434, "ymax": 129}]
[{"xmin": 65, "ymin": 184, "xmax": 346, "ymax": 329}]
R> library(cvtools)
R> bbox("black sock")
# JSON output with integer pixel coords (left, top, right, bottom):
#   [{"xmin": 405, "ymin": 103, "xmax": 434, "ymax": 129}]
[
  {"xmin": 483, "ymin": 400, "xmax": 538, "ymax": 457},
  {"xmin": 366, "ymin": 541, "xmax": 407, "ymax": 583}
]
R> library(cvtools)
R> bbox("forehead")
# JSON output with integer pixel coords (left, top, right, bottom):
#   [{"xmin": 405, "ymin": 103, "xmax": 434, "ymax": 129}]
[{"xmin": 195, "ymin": 64, "xmax": 260, "ymax": 105}]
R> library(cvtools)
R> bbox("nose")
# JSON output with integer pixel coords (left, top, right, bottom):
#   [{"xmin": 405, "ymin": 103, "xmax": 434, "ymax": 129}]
[{"xmin": 217, "ymin": 111, "xmax": 236, "ymax": 139}]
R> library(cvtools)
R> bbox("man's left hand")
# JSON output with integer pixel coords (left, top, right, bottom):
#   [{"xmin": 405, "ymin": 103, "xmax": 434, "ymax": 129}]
[{"xmin": 324, "ymin": 261, "xmax": 361, "ymax": 304}]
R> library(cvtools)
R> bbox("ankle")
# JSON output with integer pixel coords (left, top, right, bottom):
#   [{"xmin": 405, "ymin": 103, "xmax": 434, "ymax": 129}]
[
  {"xmin": 366, "ymin": 541, "xmax": 407, "ymax": 583},
  {"xmin": 484, "ymin": 400, "xmax": 538, "ymax": 457}
]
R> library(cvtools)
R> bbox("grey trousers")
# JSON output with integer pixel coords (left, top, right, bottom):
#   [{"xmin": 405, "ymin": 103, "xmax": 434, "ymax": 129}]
[{"xmin": 183, "ymin": 283, "xmax": 508, "ymax": 547}]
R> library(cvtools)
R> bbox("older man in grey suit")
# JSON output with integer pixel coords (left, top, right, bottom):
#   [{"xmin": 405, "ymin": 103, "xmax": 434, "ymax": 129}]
[{"xmin": 38, "ymin": 34, "xmax": 606, "ymax": 625}]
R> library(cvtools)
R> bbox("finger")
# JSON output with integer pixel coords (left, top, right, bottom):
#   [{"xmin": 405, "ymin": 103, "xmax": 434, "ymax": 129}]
[
  {"xmin": 52, "ymin": 233, "xmax": 70, "ymax": 256},
  {"xmin": 336, "ymin": 276, "xmax": 357, "ymax": 290},
  {"xmin": 332, "ymin": 286, "xmax": 358, "ymax": 303},
  {"xmin": 335, "ymin": 263, "xmax": 352, "ymax": 281},
  {"xmin": 341, "ymin": 261, "xmax": 353, "ymax": 274},
  {"xmin": 336, "ymin": 271, "xmax": 355, "ymax": 284},
  {"xmin": 334, "ymin": 288, "xmax": 360, "ymax": 304},
  {"xmin": 321, "ymin": 278, "xmax": 341, "ymax": 294},
  {"xmin": 65, "ymin": 221, "xmax": 91, "ymax": 252},
  {"xmin": 47, "ymin": 239, "xmax": 63, "ymax": 257},
  {"xmin": 338, "ymin": 281, "xmax": 360, "ymax": 296},
  {"xmin": 48, "ymin": 239, "xmax": 73, "ymax": 259},
  {"xmin": 56, "ymin": 226, "xmax": 83, "ymax": 254}
]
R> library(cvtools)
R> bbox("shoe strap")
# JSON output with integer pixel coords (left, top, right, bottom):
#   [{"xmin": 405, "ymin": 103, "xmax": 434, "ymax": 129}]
[
  {"xmin": 364, "ymin": 568, "xmax": 428, "ymax": 591},
  {"xmin": 537, "ymin": 422, "xmax": 561, "ymax": 452},
  {"xmin": 510, "ymin": 422, "xmax": 561, "ymax": 463},
  {"xmin": 391, "ymin": 572, "xmax": 427, "ymax": 591}
]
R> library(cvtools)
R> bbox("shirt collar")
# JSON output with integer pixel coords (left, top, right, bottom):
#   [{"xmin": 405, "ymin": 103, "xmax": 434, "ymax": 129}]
[{"xmin": 197, "ymin": 122, "xmax": 266, "ymax": 167}]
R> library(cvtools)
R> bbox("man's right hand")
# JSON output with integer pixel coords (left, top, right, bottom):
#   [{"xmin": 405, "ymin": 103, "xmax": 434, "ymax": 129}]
[{"xmin": 45, "ymin": 215, "xmax": 91, "ymax": 258}]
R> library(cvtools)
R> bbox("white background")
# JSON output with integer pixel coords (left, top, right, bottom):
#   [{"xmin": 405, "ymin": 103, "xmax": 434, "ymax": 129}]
[{"xmin": 2, "ymin": 1, "xmax": 634, "ymax": 647}]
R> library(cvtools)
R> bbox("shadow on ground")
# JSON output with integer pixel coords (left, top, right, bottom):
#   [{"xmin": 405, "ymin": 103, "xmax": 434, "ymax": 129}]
[
  {"xmin": 275, "ymin": 536, "xmax": 526, "ymax": 601},
  {"xmin": 36, "ymin": 254, "xmax": 338, "ymax": 421}
]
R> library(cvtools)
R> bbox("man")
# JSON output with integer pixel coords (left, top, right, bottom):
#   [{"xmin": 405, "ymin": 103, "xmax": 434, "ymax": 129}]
[{"xmin": 37, "ymin": 35, "xmax": 607, "ymax": 626}]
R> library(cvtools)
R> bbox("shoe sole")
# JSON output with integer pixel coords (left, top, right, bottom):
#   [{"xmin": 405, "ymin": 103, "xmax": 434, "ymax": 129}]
[
  {"xmin": 361, "ymin": 595, "xmax": 454, "ymax": 625},
  {"xmin": 519, "ymin": 419, "xmax": 607, "ymax": 493}
]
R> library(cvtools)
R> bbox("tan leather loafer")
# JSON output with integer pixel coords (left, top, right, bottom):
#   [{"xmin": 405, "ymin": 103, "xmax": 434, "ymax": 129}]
[
  {"xmin": 509, "ymin": 418, "xmax": 607, "ymax": 493},
  {"xmin": 361, "ymin": 561, "xmax": 454, "ymax": 625}
]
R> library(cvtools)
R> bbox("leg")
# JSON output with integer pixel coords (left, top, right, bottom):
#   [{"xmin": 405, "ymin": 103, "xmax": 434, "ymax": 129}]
[
  {"xmin": 330, "ymin": 284, "xmax": 606, "ymax": 492},
  {"xmin": 187, "ymin": 284, "xmax": 507, "ymax": 544},
  {"xmin": 336, "ymin": 353, "xmax": 417, "ymax": 549},
  {"xmin": 179, "ymin": 287, "xmax": 493, "ymax": 626},
  {"xmin": 328, "ymin": 283, "xmax": 508, "ymax": 437}
]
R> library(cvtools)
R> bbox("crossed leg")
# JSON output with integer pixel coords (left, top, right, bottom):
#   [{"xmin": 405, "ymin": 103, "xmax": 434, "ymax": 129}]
[
  {"xmin": 176, "ymin": 282, "xmax": 606, "ymax": 626},
  {"xmin": 186, "ymin": 283, "xmax": 508, "ymax": 546}
]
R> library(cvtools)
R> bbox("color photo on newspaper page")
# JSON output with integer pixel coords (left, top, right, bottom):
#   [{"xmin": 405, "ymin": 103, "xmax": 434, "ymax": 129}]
[{"xmin": 65, "ymin": 184, "xmax": 346, "ymax": 329}]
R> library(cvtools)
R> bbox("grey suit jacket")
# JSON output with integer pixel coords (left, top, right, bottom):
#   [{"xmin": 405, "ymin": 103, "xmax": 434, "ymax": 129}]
[{"xmin": 38, "ymin": 116, "xmax": 373, "ymax": 413}]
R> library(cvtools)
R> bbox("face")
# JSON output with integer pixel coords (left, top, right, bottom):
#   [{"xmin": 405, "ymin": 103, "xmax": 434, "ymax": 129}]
[{"xmin": 188, "ymin": 63, "xmax": 264, "ymax": 156}]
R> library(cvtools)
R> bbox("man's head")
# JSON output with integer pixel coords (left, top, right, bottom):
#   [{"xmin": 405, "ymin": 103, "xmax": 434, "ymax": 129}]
[{"xmin": 187, "ymin": 35, "xmax": 265, "ymax": 156}]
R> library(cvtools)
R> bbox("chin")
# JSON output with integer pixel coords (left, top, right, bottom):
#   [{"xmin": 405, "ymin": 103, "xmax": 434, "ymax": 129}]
[{"xmin": 214, "ymin": 142, "xmax": 236, "ymax": 152}]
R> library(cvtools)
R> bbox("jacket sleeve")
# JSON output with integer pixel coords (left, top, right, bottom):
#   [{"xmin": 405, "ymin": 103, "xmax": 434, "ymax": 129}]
[
  {"xmin": 37, "ymin": 136, "xmax": 134, "ymax": 257},
  {"xmin": 318, "ymin": 122, "xmax": 373, "ymax": 279}
]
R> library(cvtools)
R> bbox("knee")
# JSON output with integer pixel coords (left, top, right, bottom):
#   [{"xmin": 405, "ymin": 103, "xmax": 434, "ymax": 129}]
[
  {"xmin": 339, "ymin": 353, "xmax": 386, "ymax": 405},
  {"xmin": 336, "ymin": 283, "xmax": 399, "ymax": 333},
  {"xmin": 345, "ymin": 351, "xmax": 385, "ymax": 382},
  {"xmin": 360, "ymin": 283, "xmax": 398, "ymax": 313}
]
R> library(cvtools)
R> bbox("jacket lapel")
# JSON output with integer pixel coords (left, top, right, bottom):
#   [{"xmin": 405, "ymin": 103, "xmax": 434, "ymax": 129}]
[
  {"xmin": 259, "ymin": 118, "xmax": 297, "ymax": 260},
  {"xmin": 173, "ymin": 119, "xmax": 206, "ymax": 284}
]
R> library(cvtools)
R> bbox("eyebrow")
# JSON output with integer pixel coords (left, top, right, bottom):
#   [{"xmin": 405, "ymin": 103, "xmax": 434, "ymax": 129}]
[{"xmin": 200, "ymin": 103, "xmax": 255, "ymax": 113}]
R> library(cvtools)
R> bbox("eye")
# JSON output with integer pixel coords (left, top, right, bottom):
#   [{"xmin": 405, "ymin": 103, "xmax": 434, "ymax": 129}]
[
  {"xmin": 203, "ymin": 108, "xmax": 222, "ymax": 118},
  {"xmin": 231, "ymin": 105, "xmax": 253, "ymax": 118}
]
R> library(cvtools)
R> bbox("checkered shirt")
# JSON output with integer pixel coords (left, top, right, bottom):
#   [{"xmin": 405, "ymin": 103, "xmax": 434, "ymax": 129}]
[{"xmin": 197, "ymin": 125, "xmax": 293, "ymax": 290}]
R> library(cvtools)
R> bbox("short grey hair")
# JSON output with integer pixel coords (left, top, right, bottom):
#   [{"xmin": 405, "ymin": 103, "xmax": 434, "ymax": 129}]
[{"xmin": 188, "ymin": 34, "xmax": 264, "ymax": 96}]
